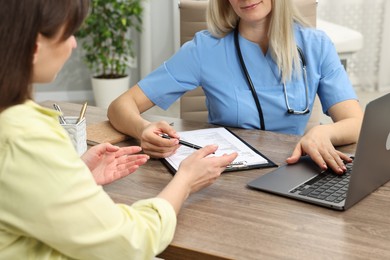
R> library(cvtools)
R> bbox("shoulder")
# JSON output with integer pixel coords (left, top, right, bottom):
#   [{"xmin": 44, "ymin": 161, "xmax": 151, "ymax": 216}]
[
  {"xmin": 177, "ymin": 30, "xmax": 234, "ymax": 65},
  {"xmin": 193, "ymin": 30, "xmax": 221, "ymax": 43},
  {"xmin": 294, "ymin": 23, "xmax": 340, "ymax": 66},
  {"xmin": 181, "ymin": 30, "xmax": 232, "ymax": 51},
  {"xmin": 0, "ymin": 101, "xmax": 67, "ymax": 146},
  {"xmin": 0, "ymin": 101, "xmax": 83, "ymax": 181},
  {"xmin": 294, "ymin": 24, "xmax": 333, "ymax": 48},
  {"xmin": 1, "ymin": 101, "xmax": 57, "ymax": 132}
]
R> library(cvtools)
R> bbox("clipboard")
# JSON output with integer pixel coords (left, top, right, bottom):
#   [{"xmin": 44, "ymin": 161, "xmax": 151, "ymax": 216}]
[{"xmin": 161, "ymin": 127, "xmax": 277, "ymax": 174}]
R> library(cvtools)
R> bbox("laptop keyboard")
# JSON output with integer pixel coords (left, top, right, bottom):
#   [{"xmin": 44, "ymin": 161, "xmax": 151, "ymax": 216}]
[{"xmin": 289, "ymin": 161, "xmax": 353, "ymax": 204}]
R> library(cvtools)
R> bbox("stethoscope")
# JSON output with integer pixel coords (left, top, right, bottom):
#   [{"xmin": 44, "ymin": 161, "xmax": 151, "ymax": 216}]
[{"xmin": 234, "ymin": 27, "xmax": 310, "ymax": 131}]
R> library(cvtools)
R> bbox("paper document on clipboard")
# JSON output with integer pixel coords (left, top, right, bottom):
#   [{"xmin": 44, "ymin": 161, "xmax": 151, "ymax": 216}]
[{"xmin": 162, "ymin": 127, "xmax": 277, "ymax": 174}]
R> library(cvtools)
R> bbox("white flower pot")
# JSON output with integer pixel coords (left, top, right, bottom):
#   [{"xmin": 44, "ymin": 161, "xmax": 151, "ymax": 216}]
[{"xmin": 91, "ymin": 76, "xmax": 130, "ymax": 109}]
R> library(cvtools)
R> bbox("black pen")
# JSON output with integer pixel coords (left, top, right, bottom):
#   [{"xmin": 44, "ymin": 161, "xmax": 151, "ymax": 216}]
[{"xmin": 160, "ymin": 133, "xmax": 203, "ymax": 150}]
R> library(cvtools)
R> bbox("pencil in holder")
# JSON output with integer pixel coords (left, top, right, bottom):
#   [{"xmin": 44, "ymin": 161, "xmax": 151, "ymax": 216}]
[{"xmin": 61, "ymin": 116, "xmax": 87, "ymax": 155}]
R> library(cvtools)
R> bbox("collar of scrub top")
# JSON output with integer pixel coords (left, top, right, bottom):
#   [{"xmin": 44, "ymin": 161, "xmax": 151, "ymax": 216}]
[{"xmin": 234, "ymin": 25, "xmax": 310, "ymax": 131}]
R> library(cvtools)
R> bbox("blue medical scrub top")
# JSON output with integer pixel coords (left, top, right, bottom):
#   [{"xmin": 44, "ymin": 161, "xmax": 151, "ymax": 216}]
[{"xmin": 138, "ymin": 24, "xmax": 357, "ymax": 135}]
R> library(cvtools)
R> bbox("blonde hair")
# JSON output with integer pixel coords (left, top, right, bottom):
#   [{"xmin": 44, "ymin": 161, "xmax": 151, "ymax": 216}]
[{"xmin": 206, "ymin": 0, "xmax": 311, "ymax": 83}]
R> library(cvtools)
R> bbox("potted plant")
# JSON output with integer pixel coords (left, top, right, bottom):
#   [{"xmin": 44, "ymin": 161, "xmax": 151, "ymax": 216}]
[{"xmin": 76, "ymin": 0, "xmax": 143, "ymax": 108}]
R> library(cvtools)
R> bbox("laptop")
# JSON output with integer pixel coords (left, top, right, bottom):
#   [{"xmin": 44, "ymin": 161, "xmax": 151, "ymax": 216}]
[{"xmin": 247, "ymin": 93, "xmax": 390, "ymax": 210}]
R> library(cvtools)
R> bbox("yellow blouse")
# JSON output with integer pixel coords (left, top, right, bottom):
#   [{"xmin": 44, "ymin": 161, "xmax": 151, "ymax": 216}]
[{"xmin": 0, "ymin": 101, "xmax": 176, "ymax": 259}]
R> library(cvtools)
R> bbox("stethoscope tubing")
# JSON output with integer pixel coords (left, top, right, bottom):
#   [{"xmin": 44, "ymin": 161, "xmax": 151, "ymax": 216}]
[
  {"xmin": 234, "ymin": 28, "xmax": 266, "ymax": 130},
  {"xmin": 234, "ymin": 27, "xmax": 310, "ymax": 130}
]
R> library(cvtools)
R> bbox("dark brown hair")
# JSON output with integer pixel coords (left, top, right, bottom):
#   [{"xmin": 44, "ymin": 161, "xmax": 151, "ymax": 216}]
[{"xmin": 0, "ymin": 0, "xmax": 89, "ymax": 110}]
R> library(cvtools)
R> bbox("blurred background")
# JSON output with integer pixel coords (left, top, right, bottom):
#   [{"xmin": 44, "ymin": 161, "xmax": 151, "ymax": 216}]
[{"xmin": 34, "ymin": 0, "xmax": 390, "ymax": 122}]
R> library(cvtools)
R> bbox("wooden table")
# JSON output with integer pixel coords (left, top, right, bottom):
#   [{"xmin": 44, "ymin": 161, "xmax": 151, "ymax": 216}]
[{"xmin": 42, "ymin": 101, "xmax": 390, "ymax": 260}]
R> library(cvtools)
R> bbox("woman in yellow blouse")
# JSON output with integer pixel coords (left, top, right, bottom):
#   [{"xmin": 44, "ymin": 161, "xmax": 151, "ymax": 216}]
[{"xmin": 0, "ymin": 0, "xmax": 237, "ymax": 259}]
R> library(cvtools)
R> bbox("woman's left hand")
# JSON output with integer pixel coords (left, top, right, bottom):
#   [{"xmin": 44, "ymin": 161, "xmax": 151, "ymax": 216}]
[
  {"xmin": 286, "ymin": 125, "xmax": 352, "ymax": 174},
  {"xmin": 287, "ymin": 100, "xmax": 362, "ymax": 174},
  {"xmin": 81, "ymin": 143, "xmax": 149, "ymax": 185}
]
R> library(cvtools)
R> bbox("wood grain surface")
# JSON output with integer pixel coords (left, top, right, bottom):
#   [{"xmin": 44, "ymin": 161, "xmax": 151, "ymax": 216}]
[{"xmin": 41, "ymin": 101, "xmax": 390, "ymax": 260}]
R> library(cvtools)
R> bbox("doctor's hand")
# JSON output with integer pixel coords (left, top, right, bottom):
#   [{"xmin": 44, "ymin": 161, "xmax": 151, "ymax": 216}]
[
  {"xmin": 139, "ymin": 120, "xmax": 181, "ymax": 158},
  {"xmin": 286, "ymin": 125, "xmax": 352, "ymax": 174},
  {"xmin": 81, "ymin": 143, "xmax": 149, "ymax": 185}
]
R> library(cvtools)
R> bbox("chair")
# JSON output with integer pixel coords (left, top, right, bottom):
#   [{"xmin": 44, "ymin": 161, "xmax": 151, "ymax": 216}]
[
  {"xmin": 178, "ymin": 0, "xmax": 209, "ymax": 122},
  {"xmin": 179, "ymin": 0, "xmax": 321, "ymax": 131}
]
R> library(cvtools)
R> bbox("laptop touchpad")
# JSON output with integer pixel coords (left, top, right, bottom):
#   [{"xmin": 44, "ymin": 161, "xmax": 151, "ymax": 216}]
[{"xmin": 248, "ymin": 156, "xmax": 321, "ymax": 193}]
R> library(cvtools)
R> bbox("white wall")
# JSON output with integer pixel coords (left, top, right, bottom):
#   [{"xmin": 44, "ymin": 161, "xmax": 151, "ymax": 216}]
[
  {"xmin": 317, "ymin": 0, "xmax": 390, "ymax": 91},
  {"xmin": 140, "ymin": 0, "xmax": 178, "ymax": 77},
  {"xmin": 378, "ymin": 1, "xmax": 390, "ymax": 91}
]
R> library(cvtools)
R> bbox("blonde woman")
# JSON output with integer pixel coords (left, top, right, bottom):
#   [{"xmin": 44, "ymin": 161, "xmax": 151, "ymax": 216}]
[{"xmin": 108, "ymin": 0, "xmax": 363, "ymax": 174}]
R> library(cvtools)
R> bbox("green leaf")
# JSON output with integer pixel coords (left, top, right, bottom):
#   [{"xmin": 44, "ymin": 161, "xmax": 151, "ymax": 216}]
[{"xmin": 76, "ymin": 0, "xmax": 143, "ymax": 78}]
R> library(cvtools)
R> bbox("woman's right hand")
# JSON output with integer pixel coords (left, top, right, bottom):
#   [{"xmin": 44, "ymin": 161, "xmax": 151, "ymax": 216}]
[
  {"xmin": 157, "ymin": 145, "xmax": 238, "ymax": 215},
  {"xmin": 139, "ymin": 120, "xmax": 182, "ymax": 158},
  {"xmin": 175, "ymin": 145, "xmax": 238, "ymax": 194}
]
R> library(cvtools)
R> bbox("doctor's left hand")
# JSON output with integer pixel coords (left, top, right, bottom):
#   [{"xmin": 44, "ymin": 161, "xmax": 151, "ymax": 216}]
[
  {"xmin": 81, "ymin": 143, "xmax": 149, "ymax": 185},
  {"xmin": 286, "ymin": 125, "xmax": 352, "ymax": 174}
]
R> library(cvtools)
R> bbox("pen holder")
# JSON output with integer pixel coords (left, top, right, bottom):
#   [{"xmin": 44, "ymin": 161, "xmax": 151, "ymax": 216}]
[{"xmin": 61, "ymin": 116, "xmax": 87, "ymax": 155}]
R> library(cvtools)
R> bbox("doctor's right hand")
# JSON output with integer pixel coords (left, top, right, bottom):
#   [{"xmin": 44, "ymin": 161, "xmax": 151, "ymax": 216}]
[{"xmin": 139, "ymin": 120, "xmax": 181, "ymax": 158}]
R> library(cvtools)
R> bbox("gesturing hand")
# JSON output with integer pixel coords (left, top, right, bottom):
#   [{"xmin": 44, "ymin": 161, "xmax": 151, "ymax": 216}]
[{"xmin": 81, "ymin": 143, "xmax": 149, "ymax": 185}]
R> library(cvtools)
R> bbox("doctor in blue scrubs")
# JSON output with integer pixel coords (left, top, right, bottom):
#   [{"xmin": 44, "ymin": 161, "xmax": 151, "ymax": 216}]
[{"xmin": 108, "ymin": 0, "xmax": 363, "ymax": 174}]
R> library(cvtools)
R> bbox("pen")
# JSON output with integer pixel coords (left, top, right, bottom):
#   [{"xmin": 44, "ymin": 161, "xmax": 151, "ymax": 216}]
[
  {"xmin": 160, "ymin": 133, "xmax": 203, "ymax": 150},
  {"xmin": 77, "ymin": 101, "xmax": 88, "ymax": 124},
  {"xmin": 53, "ymin": 103, "xmax": 67, "ymax": 125},
  {"xmin": 226, "ymin": 161, "xmax": 248, "ymax": 169}
]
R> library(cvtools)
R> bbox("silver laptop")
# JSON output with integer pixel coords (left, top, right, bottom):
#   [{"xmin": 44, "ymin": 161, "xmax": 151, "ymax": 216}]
[{"xmin": 248, "ymin": 93, "xmax": 390, "ymax": 210}]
